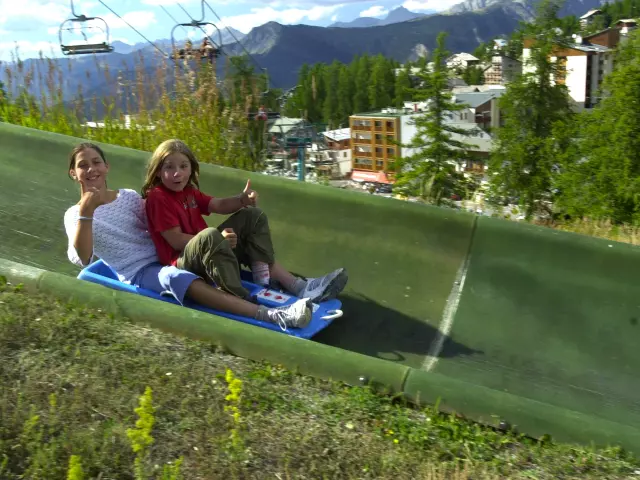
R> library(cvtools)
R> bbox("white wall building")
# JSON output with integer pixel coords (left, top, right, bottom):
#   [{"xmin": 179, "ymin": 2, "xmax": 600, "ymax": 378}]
[{"xmin": 522, "ymin": 28, "xmax": 620, "ymax": 110}]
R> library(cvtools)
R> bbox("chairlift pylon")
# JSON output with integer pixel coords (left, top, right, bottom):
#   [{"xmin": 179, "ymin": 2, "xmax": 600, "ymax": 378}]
[
  {"xmin": 58, "ymin": 0, "xmax": 114, "ymax": 55},
  {"xmin": 171, "ymin": 0, "xmax": 223, "ymax": 62}
]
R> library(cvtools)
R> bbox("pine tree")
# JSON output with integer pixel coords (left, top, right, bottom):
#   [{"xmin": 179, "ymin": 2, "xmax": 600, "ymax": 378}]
[
  {"xmin": 323, "ymin": 61, "xmax": 341, "ymax": 127},
  {"xmin": 368, "ymin": 55, "xmax": 392, "ymax": 110},
  {"xmin": 353, "ymin": 55, "xmax": 371, "ymax": 113},
  {"xmin": 395, "ymin": 32, "xmax": 477, "ymax": 205},
  {"xmin": 554, "ymin": 28, "xmax": 640, "ymax": 225},
  {"xmin": 394, "ymin": 66, "xmax": 412, "ymax": 107},
  {"xmin": 337, "ymin": 64, "xmax": 354, "ymax": 126},
  {"xmin": 487, "ymin": 0, "xmax": 576, "ymax": 219}
]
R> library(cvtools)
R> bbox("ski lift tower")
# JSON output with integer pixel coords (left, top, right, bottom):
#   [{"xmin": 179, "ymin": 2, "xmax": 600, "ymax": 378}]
[{"xmin": 284, "ymin": 122, "xmax": 314, "ymax": 182}]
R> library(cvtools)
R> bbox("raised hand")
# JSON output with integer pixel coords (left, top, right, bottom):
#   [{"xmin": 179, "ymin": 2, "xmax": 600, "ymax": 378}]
[
  {"xmin": 221, "ymin": 227, "xmax": 237, "ymax": 248},
  {"xmin": 241, "ymin": 179, "xmax": 258, "ymax": 207},
  {"xmin": 79, "ymin": 186, "xmax": 108, "ymax": 216}
]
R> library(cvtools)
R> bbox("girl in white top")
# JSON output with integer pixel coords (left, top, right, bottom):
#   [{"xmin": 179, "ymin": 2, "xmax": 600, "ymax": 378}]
[{"xmin": 64, "ymin": 142, "xmax": 312, "ymax": 329}]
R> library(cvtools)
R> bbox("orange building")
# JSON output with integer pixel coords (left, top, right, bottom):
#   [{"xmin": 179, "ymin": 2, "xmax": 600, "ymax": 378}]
[{"xmin": 349, "ymin": 110, "xmax": 401, "ymax": 184}]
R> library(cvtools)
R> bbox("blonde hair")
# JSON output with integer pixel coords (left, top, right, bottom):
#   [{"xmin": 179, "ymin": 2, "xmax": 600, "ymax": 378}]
[{"xmin": 141, "ymin": 139, "xmax": 200, "ymax": 198}]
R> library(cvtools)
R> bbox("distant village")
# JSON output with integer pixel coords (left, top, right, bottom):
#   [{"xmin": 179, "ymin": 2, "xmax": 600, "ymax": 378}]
[{"xmin": 258, "ymin": 13, "xmax": 637, "ymax": 212}]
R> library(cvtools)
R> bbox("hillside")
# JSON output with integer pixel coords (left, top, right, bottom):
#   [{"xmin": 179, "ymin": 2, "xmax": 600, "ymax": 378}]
[
  {"xmin": 217, "ymin": 5, "xmax": 522, "ymax": 88},
  {"xmin": 2, "ymin": 5, "xmax": 521, "ymax": 114},
  {"xmin": 447, "ymin": 0, "xmax": 606, "ymax": 20},
  {"xmin": 329, "ymin": 6, "xmax": 430, "ymax": 28}
]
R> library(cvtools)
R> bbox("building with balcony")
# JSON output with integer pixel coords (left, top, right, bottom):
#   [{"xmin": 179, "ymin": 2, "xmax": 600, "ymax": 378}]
[
  {"xmin": 522, "ymin": 27, "xmax": 625, "ymax": 110},
  {"xmin": 349, "ymin": 102, "xmax": 495, "ymax": 184},
  {"xmin": 349, "ymin": 109, "xmax": 401, "ymax": 184},
  {"xmin": 482, "ymin": 55, "xmax": 522, "ymax": 84}
]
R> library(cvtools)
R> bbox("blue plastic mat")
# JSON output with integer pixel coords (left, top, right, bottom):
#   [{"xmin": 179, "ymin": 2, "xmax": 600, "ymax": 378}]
[{"xmin": 77, "ymin": 260, "xmax": 343, "ymax": 339}]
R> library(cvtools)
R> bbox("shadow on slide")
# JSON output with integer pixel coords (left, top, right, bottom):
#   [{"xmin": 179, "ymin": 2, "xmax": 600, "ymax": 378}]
[{"xmin": 315, "ymin": 292, "xmax": 482, "ymax": 366}]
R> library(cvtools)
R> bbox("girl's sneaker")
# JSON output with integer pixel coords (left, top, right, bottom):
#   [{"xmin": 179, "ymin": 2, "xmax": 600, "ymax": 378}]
[
  {"xmin": 267, "ymin": 298, "xmax": 312, "ymax": 330},
  {"xmin": 298, "ymin": 268, "xmax": 348, "ymax": 303}
]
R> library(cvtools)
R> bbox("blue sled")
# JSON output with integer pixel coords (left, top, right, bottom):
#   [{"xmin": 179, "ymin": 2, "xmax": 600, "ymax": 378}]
[{"xmin": 77, "ymin": 260, "xmax": 343, "ymax": 339}]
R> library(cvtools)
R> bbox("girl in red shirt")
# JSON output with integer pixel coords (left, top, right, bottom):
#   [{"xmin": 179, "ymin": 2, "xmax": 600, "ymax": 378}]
[{"xmin": 142, "ymin": 139, "xmax": 348, "ymax": 330}]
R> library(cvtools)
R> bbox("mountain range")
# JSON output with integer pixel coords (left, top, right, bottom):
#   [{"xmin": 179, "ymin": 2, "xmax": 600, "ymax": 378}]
[
  {"xmin": 1, "ymin": 0, "xmax": 606, "ymax": 118},
  {"xmin": 328, "ymin": 6, "xmax": 432, "ymax": 28}
]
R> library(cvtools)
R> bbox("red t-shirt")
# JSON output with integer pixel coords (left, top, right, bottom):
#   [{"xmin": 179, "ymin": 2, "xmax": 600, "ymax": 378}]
[{"xmin": 145, "ymin": 184, "xmax": 214, "ymax": 266}]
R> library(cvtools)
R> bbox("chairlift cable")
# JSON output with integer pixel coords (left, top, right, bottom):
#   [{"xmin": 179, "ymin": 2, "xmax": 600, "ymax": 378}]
[
  {"xmin": 201, "ymin": 0, "xmax": 277, "ymax": 91},
  {"xmin": 95, "ymin": 0, "xmax": 172, "ymax": 61},
  {"xmin": 159, "ymin": 5, "xmax": 190, "ymax": 35},
  {"xmin": 175, "ymin": 1, "xmax": 224, "ymax": 57}
]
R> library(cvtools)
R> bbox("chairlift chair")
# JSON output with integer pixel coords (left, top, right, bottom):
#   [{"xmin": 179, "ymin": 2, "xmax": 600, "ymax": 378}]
[
  {"xmin": 58, "ymin": 0, "xmax": 114, "ymax": 55},
  {"xmin": 170, "ymin": 1, "xmax": 223, "ymax": 62}
]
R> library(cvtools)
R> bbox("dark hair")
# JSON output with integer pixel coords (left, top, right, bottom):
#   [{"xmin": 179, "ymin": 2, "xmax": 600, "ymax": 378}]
[{"xmin": 68, "ymin": 143, "xmax": 108, "ymax": 179}]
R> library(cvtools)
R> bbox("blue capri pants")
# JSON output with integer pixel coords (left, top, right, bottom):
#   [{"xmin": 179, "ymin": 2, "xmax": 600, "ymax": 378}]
[{"xmin": 130, "ymin": 262, "xmax": 203, "ymax": 305}]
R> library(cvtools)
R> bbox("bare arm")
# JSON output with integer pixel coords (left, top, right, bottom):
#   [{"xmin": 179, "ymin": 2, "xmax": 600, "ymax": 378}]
[
  {"xmin": 208, "ymin": 195, "xmax": 247, "ymax": 215},
  {"xmin": 72, "ymin": 214, "xmax": 95, "ymax": 266},
  {"xmin": 159, "ymin": 226, "xmax": 195, "ymax": 252}
]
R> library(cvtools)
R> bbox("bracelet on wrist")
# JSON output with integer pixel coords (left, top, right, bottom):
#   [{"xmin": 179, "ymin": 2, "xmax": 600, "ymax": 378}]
[{"xmin": 78, "ymin": 216, "xmax": 93, "ymax": 221}]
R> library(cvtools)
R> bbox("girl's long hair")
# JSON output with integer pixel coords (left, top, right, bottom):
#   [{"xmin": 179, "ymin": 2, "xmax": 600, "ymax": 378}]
[{"xmin": 141, "ymin": 139, "xmax": 200, "ymax": 198}]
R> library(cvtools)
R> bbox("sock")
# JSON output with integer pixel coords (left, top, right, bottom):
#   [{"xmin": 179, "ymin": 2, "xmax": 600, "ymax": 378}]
[
  {"xmin": 256, "ymin": 305, "xmax": 270, "ymax": 322},
  {"xmin": 251, "ymin": 261, "xmax": 270, "ymax": 286},
  {"xmin": 290, "ymin": 277, "xmax": 307, "ymax": 297}
]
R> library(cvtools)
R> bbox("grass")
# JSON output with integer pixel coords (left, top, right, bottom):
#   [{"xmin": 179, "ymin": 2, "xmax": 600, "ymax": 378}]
[{"xmin": 1, "ymin": 280, "xmax": 639, "ymax": 479}]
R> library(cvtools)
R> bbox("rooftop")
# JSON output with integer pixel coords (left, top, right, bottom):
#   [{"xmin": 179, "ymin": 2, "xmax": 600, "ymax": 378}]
[
  {"xmin": 453, "ymin": 90, "xmax": 505, "ymax": 108},
  {"xmin": 322, "ymin": 127, "xmax": 350, "ymax": 142},
  {"xmin": 580, "ymin": 9, "xmax": 602, "ymax": 19}
]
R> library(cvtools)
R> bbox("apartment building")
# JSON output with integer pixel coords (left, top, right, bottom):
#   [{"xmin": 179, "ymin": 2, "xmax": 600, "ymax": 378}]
[
  {"xmin": 482, "ymin": 55, "xmax": 522, "ymax": 84},
  {"xmin": 349, "ymin": 110, "xmax": 400, "ymax": 184},
  {"xmin": 522, "ymin": 27, "xmax": 621, "ymax": 110},
  {"xmin": 451, "ymin": 88, "xmax": 506, "ymax": 131},
  {"xmin": 349, "ymin": 102, "xmax": 495, "ymax": 183}
]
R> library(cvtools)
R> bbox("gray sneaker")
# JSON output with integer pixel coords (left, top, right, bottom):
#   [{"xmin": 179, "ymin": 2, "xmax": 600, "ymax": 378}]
[
  {"xmin": 299, "ymin": 268, "xmax": 348, "ymax": 303},
  {"xmin": 267, "ymin": 298, "xmax": 312, "ymax": 330}
]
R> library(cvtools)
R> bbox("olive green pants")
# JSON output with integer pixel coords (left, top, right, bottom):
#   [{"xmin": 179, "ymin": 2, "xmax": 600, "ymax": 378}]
[{"xmin": 176, "ymin": 207, "xmax": 276, "ymax": 299}]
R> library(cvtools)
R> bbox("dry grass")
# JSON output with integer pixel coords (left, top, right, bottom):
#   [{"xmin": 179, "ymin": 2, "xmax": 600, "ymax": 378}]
[
  {"xmin": 0, "ymin": 46, "xmax": 268, "ymax": 171},
  {"xmin": 534, "ymin": 218, "xmax": 640, "ymax": 246}
]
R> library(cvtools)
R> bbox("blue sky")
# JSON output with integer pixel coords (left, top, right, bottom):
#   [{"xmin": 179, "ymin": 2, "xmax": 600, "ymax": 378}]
[{"xmin": 0, "ymin": 0, "xmax": 457, "ymax": 61}]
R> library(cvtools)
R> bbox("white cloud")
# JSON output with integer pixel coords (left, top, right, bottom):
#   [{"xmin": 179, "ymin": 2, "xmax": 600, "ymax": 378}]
[
  {"xmin": 402, "ymin": 0, "xmax": 451, "ymax": 11},
  {"xmin": 217, "ymin": 4, "xmax": 343, "ymax": 34},
  {"xmin": 359, "ymin": 5, "xmax": 388, "ymax": 17},
  {"xmin": 140, "ymin": 0, "xmax": 199, "ymax": 5},
  {"xmin": 0, "ymin": 40, "xmax": 59, "ymax": 61},
  {"xmin": 331, "ymin": 14, "xmax": 338, "ymax": 21},
  {"xmin": 0, "ymin": 0, "xmax": 68, "ymax": 31}
]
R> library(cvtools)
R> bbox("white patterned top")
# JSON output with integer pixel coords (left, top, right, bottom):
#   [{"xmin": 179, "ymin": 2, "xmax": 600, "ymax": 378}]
[{"xmin": 64, "ymin": 188, "xmax": 159, "ymax": 283}]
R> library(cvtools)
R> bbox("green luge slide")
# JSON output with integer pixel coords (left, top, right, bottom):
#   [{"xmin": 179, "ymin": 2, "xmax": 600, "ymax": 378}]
[{"xmin": 1, "ymin": 121, "xmax": 640, "ymax": 454}]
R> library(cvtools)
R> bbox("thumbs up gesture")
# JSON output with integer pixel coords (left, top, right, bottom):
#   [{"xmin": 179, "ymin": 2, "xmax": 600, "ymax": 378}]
[{"xmin": 240, "ymin": 179, "xmax": 258, "ymax": 208}]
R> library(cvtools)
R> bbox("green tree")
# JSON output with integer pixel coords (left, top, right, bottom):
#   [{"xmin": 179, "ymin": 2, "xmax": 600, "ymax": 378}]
[
  {"xmin": 462, "ymin": 65, "xmax": 485, "ymax": 85},
  {"xmin": 323, "ymin": 60, "xmax": 341, "ymax": 127},
  {"xmin": 554, "ymin": 28, "xmax": 640, "ymax": 224},
  {"xmin": 353, "ymin": 55, "xmax": 371, "ymax": 113},
  {"xmin": 337, "ymin": 63, "xmax": 354, "ymax": 126},
  {"xmin": 487, "ymin": 0, "xmax": 576, "ymax": 219},
  {"xmin": 394, "ymin": 64, "xmax": 412, "ymax": 107},
  {"xmin": 368, "ymin": 55, "xmax": 392, "ymax": 110},
  {"xmin": 395, "ymin": 32, "xmax": 477, "ymax": 205}
]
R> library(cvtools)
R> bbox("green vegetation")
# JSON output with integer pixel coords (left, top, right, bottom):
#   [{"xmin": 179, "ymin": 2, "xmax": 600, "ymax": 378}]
[
  {"xmin": 487, "ymin": 0, "xmax": 577, "ymax": 220},
  {"xmin": 395, "ymin": 32, "xmax": 476, "ymax": 205},
  {"xmin": 553, "ymin": 26, "xmax": 640, "ymax": 225},
  {"xmin": 1, "ymin": 280, "xmax": 639, "ymax": 479},
  {"xmin": 0, "ymin": 51, "xmax": 268, "ymax": 172},
  {"xmin": 581, "ymin": 0, "xmax": 640, "ymax": 33}
]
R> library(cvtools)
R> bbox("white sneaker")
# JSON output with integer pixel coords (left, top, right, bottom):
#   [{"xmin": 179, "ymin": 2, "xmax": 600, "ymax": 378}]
[
  {"xmin": 267, "ymin": 298, "xmax": 312, "ymax": 331},
  {"xmin": 300, "ymin": 268, "xmax": 348, "ymax": 303}
]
